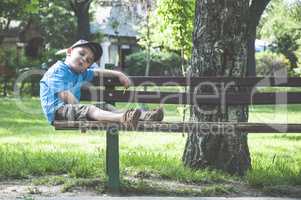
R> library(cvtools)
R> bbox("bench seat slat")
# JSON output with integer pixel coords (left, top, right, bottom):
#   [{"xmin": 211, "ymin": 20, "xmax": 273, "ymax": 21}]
[{"xmin": 53, "ymin": 121, "xmax": 301, "ymax": 133}]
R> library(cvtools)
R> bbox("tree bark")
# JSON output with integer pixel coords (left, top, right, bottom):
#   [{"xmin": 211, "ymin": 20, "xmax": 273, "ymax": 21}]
[
  {"xmin": 247, "ymin": 0, "xmax": 271, "ymax": 76},
  {"xmin": 182, "ymin": 0, "xmax": 251, "ymax": 176},
  {"xmin": 70, "ymin": 0, "xmax": 92, "ymax": 40}
]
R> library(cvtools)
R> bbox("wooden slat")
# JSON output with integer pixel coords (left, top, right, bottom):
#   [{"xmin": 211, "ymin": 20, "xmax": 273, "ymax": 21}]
[
  {"xmin": 54, "ymin": 121, "xmax": 301, "ymax": 133},
  {"xmin": 224, "ymin": 92, "xmax": 301, "ymax": 105},
  {"xmin": 81, "ymin": 89, "xmax": 301, "ymax": 105},
  {"xmin": 91, "ymin": 76, "xmax": 301, "ymax": 87}
]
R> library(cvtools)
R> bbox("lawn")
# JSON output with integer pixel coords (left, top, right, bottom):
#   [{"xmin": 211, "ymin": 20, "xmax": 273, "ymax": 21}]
[{"xmin": 0, "ymin": 97, "xmax": 300, "ymax": 196}]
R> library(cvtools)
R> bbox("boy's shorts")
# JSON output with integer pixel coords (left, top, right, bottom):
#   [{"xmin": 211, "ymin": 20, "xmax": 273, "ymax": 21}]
[{"xmin": 55, "ymin": 104, "xmax": 91, "ymax": 121}]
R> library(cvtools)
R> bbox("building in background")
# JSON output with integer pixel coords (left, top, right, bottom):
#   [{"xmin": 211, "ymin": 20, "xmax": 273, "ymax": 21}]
[
  {"xmin": 0, "ymin": 0, "xmax": 154, "ymax": 70},
  {"xmin": 91, "ymin": 0, "xmax": 154, "ymax": 70},
  {"xmin": 255, "ymin": 39, "xmax": 271, "ymax": 52}
]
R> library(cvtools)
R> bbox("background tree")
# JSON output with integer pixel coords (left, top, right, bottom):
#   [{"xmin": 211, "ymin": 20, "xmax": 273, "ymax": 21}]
[
  {"xmin": 139, "ymin": 0, "xmax": 194, "ymax": 58},
  {"xmin": 146, "ymin": 0, "xmax": 271, "ymax": 76},
  {"xmin": 38, "ymin": 0, "xmax": 77, "ymax": 49},
  {"xmin": 32, "ymin": 0, "xmax": 93, "ymax": 48},
  {"xmin": 40, "ymin": 0, "xmax": 94, "ymax": 46},
  {"xmin": 182, "ymin": 0, "xmax": 271, "ymax": 176},
  {"xmin": 0, "ymin": 0, "xmax": 79, "ymax": 49},
  {"xmin": 272, "ymin": 33, "xmax": 300, "ymax": 72},
  {"xmin": 0, "ymin": 0, "xmax": 38, "ymax": 45},
  {"xmin": 259, "ymin": 0, "xmax": 301, "ymax": 74},
  {"xmin": 155, "ymin": 0, "xmax": 195, "ymax": 73},
  {"xmin": 0, "ymin": 0, "xmax": 40, "ymax": 96},
  {"xmin": 70, "ymin": 0, "xmax": 93, "ymax": 40},
  {"xmin": 247, "ymin": 0, "xmax": 271, "ymax": 76}
]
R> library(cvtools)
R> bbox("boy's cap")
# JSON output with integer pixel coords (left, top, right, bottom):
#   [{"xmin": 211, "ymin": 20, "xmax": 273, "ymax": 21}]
[{"xmin": 71, "ymin": 40, "xmax": 102, "ymax": 62}]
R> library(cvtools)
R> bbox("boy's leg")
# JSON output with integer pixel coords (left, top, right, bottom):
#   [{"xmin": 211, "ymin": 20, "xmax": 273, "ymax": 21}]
[
  {"xmin": 87, "ymin": 105, "xmax": 141, "ymax": 127},
  {"xmin": 87, "ymin": 105, "xmax": 123, "ymax": 122},
  {"xmin": 94, "ymin": 102, "xmax": 122, "ymax": 113},
  {"xmin": 56, "ymin": 104, "xmax": 140, "ymax": 124},
  {"xmin": 95, "ymin": 103, "xmax": 164, "ymax": 121}
]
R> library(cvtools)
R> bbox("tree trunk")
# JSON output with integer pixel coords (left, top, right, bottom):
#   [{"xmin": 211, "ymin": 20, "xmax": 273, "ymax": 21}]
[
  {"xmin": 182, "ymin": 0, "xmax": 251, "ymax": 176},
  {"xmin": 247, "ymin": 30, "xmax": 256, "ymax": 77},
  {"xmin": 247, "ymin": 0, "xmax": 271, "ymax": 77},
  {"xmin": 3, "ymin": 77, "xmax": 8, "ymax": 97},
  {"xmin": 71, "ymin": 0, "xmax": 91, "ymax": 40}
]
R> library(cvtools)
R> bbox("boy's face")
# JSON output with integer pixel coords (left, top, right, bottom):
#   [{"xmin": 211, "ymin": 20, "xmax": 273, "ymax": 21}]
[{"xmin": 67, "ymin": 46, "xmax": 94, "ymax": 73}]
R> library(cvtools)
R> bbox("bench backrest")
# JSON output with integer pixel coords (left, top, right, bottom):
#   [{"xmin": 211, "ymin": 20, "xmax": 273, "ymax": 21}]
[{"xmin": 81, "ymin": 76, "xmax": 301, "ymax": 105}]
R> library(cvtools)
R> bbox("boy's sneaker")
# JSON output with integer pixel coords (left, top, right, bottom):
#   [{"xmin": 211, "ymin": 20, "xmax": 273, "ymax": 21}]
[
  {"xmin": 122, "ymin": 109, "xmax": 142, "ymax": 128},
  {"xmin": 141, "ymin": 108, "xmax": 164, "ymax": 121}
]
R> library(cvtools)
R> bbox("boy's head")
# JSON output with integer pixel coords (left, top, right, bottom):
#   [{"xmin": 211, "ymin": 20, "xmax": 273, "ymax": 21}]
[
  {"xmin": 71, "ymin": 40, "xmax": 103, "ymax": 62},
  {"xmin": 66, "ymin": 40, "xmax": 103, "ymax": 73}
]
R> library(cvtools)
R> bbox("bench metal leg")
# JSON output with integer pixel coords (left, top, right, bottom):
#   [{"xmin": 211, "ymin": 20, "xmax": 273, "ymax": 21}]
[{"xmin": 106, "ymin": 127, "xmax": 120, "ymax": 193}]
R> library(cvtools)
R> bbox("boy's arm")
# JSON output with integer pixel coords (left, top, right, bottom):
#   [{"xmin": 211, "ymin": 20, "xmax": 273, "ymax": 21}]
[
  {"xmin": 93, "ymin": 69, "xmax": 131, "ymax": 88},
  {"xmin": 58, "ymin": 91, "xmax": 79, "ymax": 104}
]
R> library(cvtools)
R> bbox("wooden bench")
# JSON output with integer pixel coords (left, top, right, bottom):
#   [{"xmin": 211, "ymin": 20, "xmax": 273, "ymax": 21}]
[{"xmin": 53, "ymin": 76, "xmax": 301, "ymax": 193}]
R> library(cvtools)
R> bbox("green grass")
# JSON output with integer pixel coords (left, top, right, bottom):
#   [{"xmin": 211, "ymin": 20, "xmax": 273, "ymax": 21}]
[
  {"xmin": 247, "ymin": 133, "xmax": 301, "ymax": 187},
  {"xmin": 0, "ymin": 97, "xmax": 301, "ymax": 194}
]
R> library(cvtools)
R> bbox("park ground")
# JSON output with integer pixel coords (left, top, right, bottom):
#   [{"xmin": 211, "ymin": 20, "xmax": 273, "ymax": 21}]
[{"xmin": 0, "ymin": 97, "xmax": 301, "ymax": 199}]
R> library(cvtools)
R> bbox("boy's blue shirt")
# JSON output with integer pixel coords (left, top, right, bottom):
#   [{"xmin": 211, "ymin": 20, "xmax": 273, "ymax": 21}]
[{"xmin": 40, "ymin": 60, "xmax": 94, "ymax": 124}]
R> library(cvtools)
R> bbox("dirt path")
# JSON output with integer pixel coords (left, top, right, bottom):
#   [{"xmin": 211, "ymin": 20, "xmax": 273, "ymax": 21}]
[
  {"xmin": 0, "ymin": 178, "xmax": 300, "ymax": 200},
  {"xmin": 0, "ymin": 179, "xmax": 108, "ymax": 200}
]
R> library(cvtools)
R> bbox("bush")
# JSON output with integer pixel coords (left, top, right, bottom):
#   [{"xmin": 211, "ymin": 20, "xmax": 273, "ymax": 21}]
[
  {"xmin": 0, "ymin": 46, "xmax": 63, "ymax": 96},
  {"xmin": 125, "ymin": 50, "xmax": 182, "ymax": 76},
  {"xmin": 256, "ymin": 51, "xmax": 291, "ymax": 76}
]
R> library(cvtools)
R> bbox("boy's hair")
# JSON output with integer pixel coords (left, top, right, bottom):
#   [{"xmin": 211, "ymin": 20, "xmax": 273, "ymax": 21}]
[{"xmin": 71, "ymin": 40, "xmax": 103, "ymax": 62}]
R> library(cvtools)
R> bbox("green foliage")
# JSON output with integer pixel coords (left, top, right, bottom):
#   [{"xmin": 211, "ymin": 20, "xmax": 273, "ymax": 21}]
[
  {"xmin": 259, "ymin": 0, "xmax": 299, "ymax": 39},
  {"xmin": 271, "ymin": 33, "xmax": 300, "ymax": 70},
  {"xmin": 36, "ymin": 0, "xmax": 77, "ymax": 49},
  {"xmin": 35, "ymin": 0, "xmax": 101, "ymax": 48},
  {"xmin": 1, "ymin": 0, "xmax": 87, "ymax": 49},
  {"xmin": 258, "ymin": 0, "xmax": 301, "ymax": 72},
  {"xmin": 0, "ymin": 48, "xmax": 38, "ymax": 70},
  {"xmin": 255, "ymin": 51, "xmax": 290, "ymax": 76},
  {"xmin": 0, "ymin": 46, "xmax": 61, "ymax": 96},
  {"xmin": 24, "ymin": 0, "xmax": 40, "ymax": 14},
  {"xmin": 0, "ymin": 0, "xmax": 37, "ymax": 32},
  {"xmin": 156, "ymin": 0, "xmax": 195, "ymax": 54},
  {"xmin": 290, "ymin": 0, "xmax": 301, "ymax": 22},
  {"xmin": 124, "ymin": 50, "xmax": 181, "ymax": 76},
  {"xmin": 90, "ymin": 31, "xmax": 105, "ymax": 43},
  {"xmin": 0, "ymin": 46, "xmax": 63, "ymax": 71},
  {"xmin": 138, "ymin": 0, "xmax": 195, "ymax": 59}
]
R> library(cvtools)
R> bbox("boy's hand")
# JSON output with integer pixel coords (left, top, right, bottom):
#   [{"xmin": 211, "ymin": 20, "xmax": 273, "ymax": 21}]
[
  {"xmin": 58, "ymin": 91, "xmax": 79, "ymax": 104},
  {"xmin": 117, "ymin": 72, "xmax": 131, "ymax": 89},
  {"xmin": 94, "ymin": 69, "xmax": 131, "ymax": 88}
]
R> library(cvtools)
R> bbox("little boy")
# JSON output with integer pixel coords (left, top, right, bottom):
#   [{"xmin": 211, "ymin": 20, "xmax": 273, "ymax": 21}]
[{"xmin": 40, "ymin": 40, "xmax": 163, "ymax": 127}]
